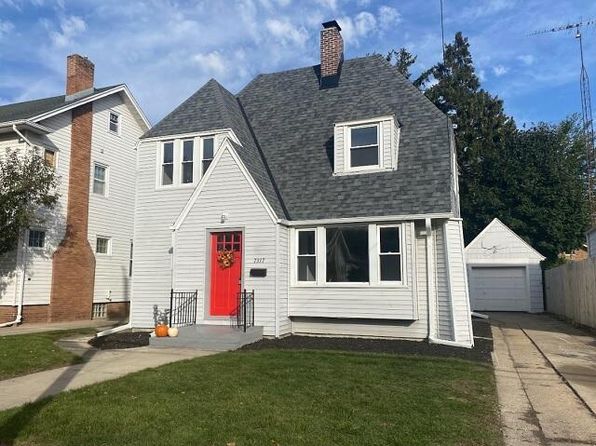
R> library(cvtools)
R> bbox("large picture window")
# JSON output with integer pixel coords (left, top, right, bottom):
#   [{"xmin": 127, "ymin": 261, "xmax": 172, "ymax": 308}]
[
  {"xmin": 326, "ymin": 226, "xmax": 369, "ymax": 282},
  {"xmin": 297, "ymin": 230, "xmax": 316, "ymax": 282},
  {"xmin": 379, "ymin": 226, "xmax": 401, "ymax": 281}
]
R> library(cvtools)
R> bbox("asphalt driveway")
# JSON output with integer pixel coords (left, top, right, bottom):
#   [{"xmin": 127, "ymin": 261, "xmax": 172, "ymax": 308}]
[{"xmin": 489, "ymin": 312, "xmax": 596, "ymax": 446}]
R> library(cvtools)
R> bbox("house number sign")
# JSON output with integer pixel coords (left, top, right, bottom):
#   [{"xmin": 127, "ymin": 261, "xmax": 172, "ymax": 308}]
[{"xmin": 253, "ymin": 257, "xmax": 265, "ymax": 264}]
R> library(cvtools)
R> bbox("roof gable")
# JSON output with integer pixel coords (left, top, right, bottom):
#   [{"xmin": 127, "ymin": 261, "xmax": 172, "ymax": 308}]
[
  {"xmin": 466, "ymin": 218, "xmax": 545, "ymax": 261},
  {"xmin": 172, "ymin": 138, "xmax": 278, "ymax": 229},
  {"xmin": 142, "ymin": 55, "xmax": 455, "ymax": 221}
]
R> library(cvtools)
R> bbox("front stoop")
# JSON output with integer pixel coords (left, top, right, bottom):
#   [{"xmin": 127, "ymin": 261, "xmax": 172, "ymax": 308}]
[{"xmin": 149, "ymin": 325, "xmax": 263, "ymax": 351}]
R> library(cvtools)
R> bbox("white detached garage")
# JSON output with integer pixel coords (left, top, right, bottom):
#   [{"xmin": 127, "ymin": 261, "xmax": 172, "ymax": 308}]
[{"xmin": 465, "ymin": 218, "xmax": 545, "ymax": 313}]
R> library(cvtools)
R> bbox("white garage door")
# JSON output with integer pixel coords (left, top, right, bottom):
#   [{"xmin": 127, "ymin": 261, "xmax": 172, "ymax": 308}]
[{"xmin": 469, "ymin": 266, "xmax": 528, "ymax": 311}]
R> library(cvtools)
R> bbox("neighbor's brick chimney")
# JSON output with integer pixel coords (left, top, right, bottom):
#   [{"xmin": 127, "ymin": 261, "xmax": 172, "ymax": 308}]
[
  {"xmin": 320, "ymin": 20, "xmax": 343, "ymax": 83},
  {"xmin": 66, "ymin": 54, "xmax": 95, "ymax": 99},
  {"xmin": 49, "ymin": 54, "xmax": 96, "ymax": 322}
]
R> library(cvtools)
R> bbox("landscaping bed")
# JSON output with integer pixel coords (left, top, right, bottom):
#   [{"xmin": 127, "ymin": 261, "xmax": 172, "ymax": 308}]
[
  {"xmin": 88, "ymin": 331, "xmax": 150, "ymax": 350},
  {"xmin": 0, "ymin": 349, "xmax": 503, "ymax": 446},
  {"xmin": 241, "ymin": 318, "xmax": 493, "ymax": 363}
]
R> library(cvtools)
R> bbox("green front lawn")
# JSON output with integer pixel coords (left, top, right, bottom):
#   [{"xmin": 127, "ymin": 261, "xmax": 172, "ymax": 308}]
[
  {"xmin": 0, "ymin": 329, "xmax": 94, "ymax": 380},
  {"xmin": 0, "ymin": 349, "xmax": 502, "ymax": 446}
]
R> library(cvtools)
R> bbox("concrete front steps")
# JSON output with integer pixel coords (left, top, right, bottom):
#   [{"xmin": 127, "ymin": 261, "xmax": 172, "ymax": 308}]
[{"xmin": 149, "ymin": 324, "xmax": 263, "ymax": 351}]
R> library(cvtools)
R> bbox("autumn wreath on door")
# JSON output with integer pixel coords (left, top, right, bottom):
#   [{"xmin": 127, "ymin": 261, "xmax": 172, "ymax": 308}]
[{"xmin": 217, "ymin": 249, "xmax": 235, "ymax": 269}]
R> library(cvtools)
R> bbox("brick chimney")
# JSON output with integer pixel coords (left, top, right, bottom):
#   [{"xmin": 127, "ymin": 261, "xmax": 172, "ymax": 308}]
[
  {"xmin": 320, "ymin": 20, "xmax": 343, "ymax": 86},
  {"xmin": 49, "ymin": 55, "xmax": 96, "ymax": 322},
  {"xmin": 66, "ymin": 54, "xmax": 94, "ymax": 100}
]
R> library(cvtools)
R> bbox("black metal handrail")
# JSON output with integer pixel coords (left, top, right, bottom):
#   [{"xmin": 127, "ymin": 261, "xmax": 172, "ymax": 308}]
[
  {"xmin": 233, "ymin": 289, "xmax": 255, "ymax": 332},
  {"xmin": 169, "ymin": 289, "xmax": 198, "ymax": 327}
]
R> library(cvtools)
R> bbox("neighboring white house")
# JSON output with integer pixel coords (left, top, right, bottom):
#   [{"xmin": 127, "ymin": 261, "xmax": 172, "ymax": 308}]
[
  {"xmin": 465, "ymin": 218, "xmax": 545, "ymax": 313},
  {"xmin": 130, "ymin": 21, "xmax": 475, "ymax": 347},
  {"xmin": 587, "ymin": 227, "xmax": 596, "ymax": 258},
  {"xmin": 0, "ymin": 55, "xmax": 149, "ymax": 325}
]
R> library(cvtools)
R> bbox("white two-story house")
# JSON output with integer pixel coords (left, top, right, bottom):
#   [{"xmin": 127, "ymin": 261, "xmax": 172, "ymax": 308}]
[
  {"xmin": 130, "ymin": 21, "xmax": 474, "ymax": 347},
  {"xmin": 0, "ymin": 54, "xmax": 149, "ymax": 325}
]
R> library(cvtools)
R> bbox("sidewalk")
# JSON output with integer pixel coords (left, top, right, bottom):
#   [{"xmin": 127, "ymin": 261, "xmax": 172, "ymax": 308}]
[
  {"xmin": 0, "ymin": 320, "xmax": 118, "ymax": 336},
  {"xmin": 0, "ymin": 337, "xmax": 213, "ymax": 411},
  {"xmin": 490, "ymin": 312, "xmax": 596, "ymax": 446}
]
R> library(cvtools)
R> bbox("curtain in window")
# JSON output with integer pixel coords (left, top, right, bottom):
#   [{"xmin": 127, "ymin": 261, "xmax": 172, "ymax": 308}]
[{"xmin": 326, "ymin": 227, "xmax": 369, "ymax": 282}]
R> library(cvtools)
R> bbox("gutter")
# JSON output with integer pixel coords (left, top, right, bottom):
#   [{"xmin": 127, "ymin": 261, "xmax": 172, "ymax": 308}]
[{"xmin": 96, "ymin": 322, "xmax": 132, "ymax": 338}]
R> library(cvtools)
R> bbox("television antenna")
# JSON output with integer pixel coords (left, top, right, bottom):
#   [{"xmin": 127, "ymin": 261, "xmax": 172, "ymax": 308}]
[{"xmin": 531, "ymin": 19, "xmax": 596, "ymax": 224}]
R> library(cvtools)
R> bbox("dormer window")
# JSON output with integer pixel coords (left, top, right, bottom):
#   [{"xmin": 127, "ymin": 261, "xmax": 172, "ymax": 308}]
[
  {"xmin": 334, "ymin": 116, "xmax": 399, "ymax": 175},
  {"xmin": 349, "ymin": 124, "xmax": 379, "ymax": 168}
]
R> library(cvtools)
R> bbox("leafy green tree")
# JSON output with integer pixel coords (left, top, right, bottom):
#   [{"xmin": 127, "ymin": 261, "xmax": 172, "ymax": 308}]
[
  {"xmin": 0, "ymin": 149, "xmax": 58, "ymax": 255},
  {"xmin": 497, "ymin": 118, "xmax": 590, "ymax": 263}
]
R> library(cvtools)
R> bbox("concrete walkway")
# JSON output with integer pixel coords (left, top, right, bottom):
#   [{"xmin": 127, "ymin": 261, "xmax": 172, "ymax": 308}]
[
  {"xmin": 0, "ymin": 337, "xmax": 213, "ymax": 411},
  {"xmin": 490, "ymin": 313, "xmax": 596, "ymax": 446},
  {"xmin": 0, "ymin": 319, "xmax": 118, "ymax": 336}
]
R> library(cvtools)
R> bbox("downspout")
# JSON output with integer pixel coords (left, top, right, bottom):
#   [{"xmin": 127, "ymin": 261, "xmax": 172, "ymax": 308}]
[
  {"xmin": 1, "ymin": 124, "xmax": 35, "ymax": 328},
  {"xmin": 425, "ymin": 218, "xmax": 437, "ymax": 340},
  {"xmin": 274, "ymin": 224, "xmax": 279, "ymax": 338},
  {"xmin": 0, "ymin": 232, "xmax": 27, "ymax": 327}
]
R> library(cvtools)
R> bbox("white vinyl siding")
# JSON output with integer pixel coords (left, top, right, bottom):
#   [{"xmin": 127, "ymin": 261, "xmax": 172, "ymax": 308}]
[
  {"xmin": 172, "ymin": 149, "xmax": 280, "ymax": 336},
  {"xmin": 289, "ymin": 222, "xmax": 417, "ymax": 320},
  {"xmin": 88, "ymin": 94, "xmax": 147, "ymax": 305}
]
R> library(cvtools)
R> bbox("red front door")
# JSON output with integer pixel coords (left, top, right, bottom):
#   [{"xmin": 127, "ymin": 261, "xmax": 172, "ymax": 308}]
[{"xmin": 209, "ymin": 231, "xmax": 242, "ymax": 316}]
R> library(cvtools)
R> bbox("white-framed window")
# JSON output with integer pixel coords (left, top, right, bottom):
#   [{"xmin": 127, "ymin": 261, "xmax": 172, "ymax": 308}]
[
  {"xmin": 108, "ymin": 111, "xmax": 120, "ymax": 135},
  {"xmin": 326, "ymin": 225, "xmax": 369, "ymax": 283},
  {"xmin": 44, "ymin": 148, "xmax": 56, "ymax": 169},
  {"xmin": 378, "ymin": 225, "xmax": 402, "ymax": 282},
  {"xmin": 161, "ymin": 141, "xmax": 174, "ymax": 186},
  {"xmin": 28, "ymin": 229, "xmax": 45, "ymax": 248},
  {"xmin": 348, "ymin": 123, "xmax": 380, "ymax": 170},
  {"xmin": 181, "ymin": 140, "xmax": 194, "ymax": 184},
  {"xmin": 201, "ymin": 137, "xmax": 214, "ymax": 175},
  {"xmin": 93, "ymin": 163, "xmax": 108, "ymax": 196},
  {"xmin": 297, "ymin": 229, "xmax": 316, "ymax": 282},
  {"xmin": 96, "ymin": 236, "xmax": 111, "ymax": 255}
]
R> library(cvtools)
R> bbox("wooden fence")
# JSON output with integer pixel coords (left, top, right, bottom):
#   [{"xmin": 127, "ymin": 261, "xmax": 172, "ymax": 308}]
[{"xmin": 544, "ymin": 258, "xmax": 596, "ymax": 329}]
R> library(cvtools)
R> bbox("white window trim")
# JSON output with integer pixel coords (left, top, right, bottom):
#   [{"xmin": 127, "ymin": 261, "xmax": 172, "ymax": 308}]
[
  {"xmin": 27, "ymin": 228, "xmax": 46, "ymax": 249},
  {"xmin": 346, "ymin": 122, "xmax": 382, "ymax": 172},
  {"xmin": 296, "ymin": 228, "xmax": 317, "ymax": 283},
  {"xmin": 92, "ymin": 162, "xmax": 109, "ymax": 197},
  {"xmin": 180, "ymin": 139, "xmax": 195, "ymax": 185},
  {"xmin": 158, "ymin": 140, "xmax": 176, "ymax": 188},
  {"xmin": 376, "ymin": 224, "xmax": 404, "ymax": 285},
  {"xmin": 200, "ymin": 136, "xmax": 215, "ymax": 177},
  {"xmin": 108, "ymin": 110, "xmax": 121, "ymax": 136},
  {"xmin": 95, "ymin": 236, "xmax": 112, "ymax": 256},
  {"xmin": 291, "ymin": 223, "xmax": 407, "ymax": 288}
]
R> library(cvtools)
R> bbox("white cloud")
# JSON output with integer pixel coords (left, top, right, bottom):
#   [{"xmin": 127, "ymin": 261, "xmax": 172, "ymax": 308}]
[
  {"xmin": 478, "ymin": 69, "xmax": 486, "ymax": 82},
  {"xmin": 378, "ymin": 5, "xmax": 401, "ymax": 30},
  {"xmin": 0, "ymin": 20, "xmax": 14, "ymax": 37},
  {"xmin": 338, "ymin": 12, "xmax": 376, "ymax": 45},
  {"xmin": 517, "ymin": 54, "xmax": 534, "ymax": 65},
  {"xmin": 461, "ymin": 0, "xmax": 516, "ymax": 20},
  {"xmin": 315, "ymin": 0, "xmax": 337, "ymax": 10},
  {"xmin": 492, "ymin": 64, "xmax": 508, "ymax": 77},
  {"xmin": 49, "ymin": 15, "xmax": 86, "ymax": 47},
  {"xmin": 266, "ymin": 18, "xmax": 309, "ymax": 47},
  {"xmin": 193, "ymin": 51, "xmax": 227, "ymax": 76}
]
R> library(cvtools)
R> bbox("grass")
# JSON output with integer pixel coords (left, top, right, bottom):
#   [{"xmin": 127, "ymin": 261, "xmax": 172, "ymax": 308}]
[
  {"xmin": 0, "ymin": 329, "xmax": 94, "ymax": 380},
  {"xmin": 0, "ymin": 349, "xmax": 503, "ymax": 446}
]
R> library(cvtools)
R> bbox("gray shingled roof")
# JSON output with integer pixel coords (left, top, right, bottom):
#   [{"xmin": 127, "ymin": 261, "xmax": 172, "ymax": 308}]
[
  {"xmin": 0, "ymin": 86, "xmax": 120, "ymax": 124},
  {"xmin": 145, "ymin": 55, "xmax": 454, "ymax": 220}
]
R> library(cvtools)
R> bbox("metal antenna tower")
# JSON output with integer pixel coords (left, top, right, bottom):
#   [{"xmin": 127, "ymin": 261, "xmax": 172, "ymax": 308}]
[{"xmin": 531, "ymin": 20, "xmax": 596, "ymax": 224}]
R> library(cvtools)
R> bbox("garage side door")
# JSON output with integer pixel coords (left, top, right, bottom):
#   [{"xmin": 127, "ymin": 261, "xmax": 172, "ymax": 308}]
[{"xmin": 469, "ymin": 266, "xmax": 528, "ymax": 311}]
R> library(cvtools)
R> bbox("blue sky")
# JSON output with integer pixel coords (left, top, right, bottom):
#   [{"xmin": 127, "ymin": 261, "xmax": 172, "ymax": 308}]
[{"xmin": 1, "ymin": 0, "xmax": 595, "ymax": 126}]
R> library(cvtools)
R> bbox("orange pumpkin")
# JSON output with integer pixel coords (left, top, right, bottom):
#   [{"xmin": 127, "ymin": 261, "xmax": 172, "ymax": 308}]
[{"xmin": 155, "ymin": 324, "xmax": 169, "ymax": 337}]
